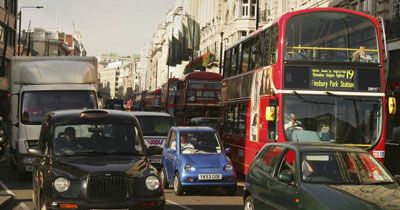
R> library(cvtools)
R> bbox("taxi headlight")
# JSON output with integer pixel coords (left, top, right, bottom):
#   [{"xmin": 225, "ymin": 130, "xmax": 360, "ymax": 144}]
[
  {"xmin": 184, "ymin": 164, "xmax": 196, "ymax": 172},
  {"xmin": 224, "ymin": 164, "xmax": 233, "ymax": 172},
  {"xmin": 145, "ymin": 176, "xmax": 160, "ymax": 190},
  {"xmin": 53, "ymin": 177, "xmax": 70, "ymax": 192}
]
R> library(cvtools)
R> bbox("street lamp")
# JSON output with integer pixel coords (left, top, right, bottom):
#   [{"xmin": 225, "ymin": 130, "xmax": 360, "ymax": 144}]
[
  {"xmin": 219, "ymin": 32, "xmax": 224, "ymax": 75},
  {"xmin": 18, "ymin": 6, "xmax": 43, "ymax": 56}
]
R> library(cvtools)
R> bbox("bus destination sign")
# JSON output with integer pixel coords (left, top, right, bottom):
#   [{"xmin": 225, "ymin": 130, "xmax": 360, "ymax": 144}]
[
  {"xmin": 310, "ymin": 68, "xmax": 356, "ymax": 90},
  {"xmin": 284, "ymin": 65, "xmax": 381, "ymax": 92}
]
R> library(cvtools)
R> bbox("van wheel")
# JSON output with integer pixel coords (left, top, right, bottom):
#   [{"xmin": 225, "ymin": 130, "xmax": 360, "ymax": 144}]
[
  {"xmin": 244, "ymin": 196, "xmax": 254, "ymax": 210},
  {"xmin": 160, "ymin": 167, "xmax": 169, "ymax": 189},
  {"xmin": 173, "ymin": 173, "xmax": 184, "ymax": 196}
]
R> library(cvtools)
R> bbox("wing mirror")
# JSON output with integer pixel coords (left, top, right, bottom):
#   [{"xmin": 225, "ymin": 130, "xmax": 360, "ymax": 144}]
[
  {"xmin": 388, "ymin": 97, "xmax": 397, "ymax": 115},
  {"xmin": 278, "ymin": 171, "xmax": 294, "ymax": 183},
  {"xmin": 28, "ymin": 148, "xmax": 44, "ymax": 157}
]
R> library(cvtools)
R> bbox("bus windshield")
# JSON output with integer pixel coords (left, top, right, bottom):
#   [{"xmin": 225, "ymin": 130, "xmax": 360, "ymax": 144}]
[
  {"xmin": 285, "ymin": 12, "xmax": 379, "ymax": 63},
  {"xmin": 283, "ymin": 95, "xmax": 382, "ymax": 145}
]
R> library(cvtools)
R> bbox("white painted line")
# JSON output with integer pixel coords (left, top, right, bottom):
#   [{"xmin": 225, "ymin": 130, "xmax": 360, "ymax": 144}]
[
  {"xmin": 18, "ymin": 202, "xmax": 31, "ymax": 210},
  {"xmin": 238, "ymin": 182, "xmax": 245, "ymax": 187},
  {"xmin": 167, "ymin": 199, "xmax": 195, "ymax": 210},
  {"xmin": 0, "ymin": 179, "xmax": 30, "ymax": 210},
  {"xmin": 0, "ymin": 179, "xmax": 15, "ymax": 196},
  {"xmin": 0, "ymin": 157, "xmax": 6, "ymax": 162}
]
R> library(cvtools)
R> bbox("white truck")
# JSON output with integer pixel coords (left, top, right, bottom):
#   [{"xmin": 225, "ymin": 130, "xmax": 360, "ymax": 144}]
[{"xmin": 10, "ymin": 57, "xmax": 99, "ymax": 176}]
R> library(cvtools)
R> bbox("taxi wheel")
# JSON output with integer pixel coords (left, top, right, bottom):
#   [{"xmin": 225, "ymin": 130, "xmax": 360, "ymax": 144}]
[
  {"xmin": 38, "ymin": 193, "xmax": 47, "ymax": 210},
  {"xmin": 173, "ymin": 173, "xmax": 184, "ymax": 196},
  {"xmin": 160, "ymin": 167, "xmax": 169, "ymax": 189},
  {"xmin": 244, "ymin": 196, "xmax": 254, "ymax": 210}
]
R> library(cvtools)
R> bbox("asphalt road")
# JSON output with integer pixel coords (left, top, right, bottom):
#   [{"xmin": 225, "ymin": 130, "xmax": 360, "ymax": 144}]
[{"xmin": 0, "ymin": 152, "xmax": 244, "ymax": 210}]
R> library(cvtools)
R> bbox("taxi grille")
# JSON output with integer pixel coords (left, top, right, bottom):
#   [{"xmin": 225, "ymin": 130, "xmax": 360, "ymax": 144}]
[{"xmin": 87, "ymin": 175, "xmax": 128, "ymax": 201}]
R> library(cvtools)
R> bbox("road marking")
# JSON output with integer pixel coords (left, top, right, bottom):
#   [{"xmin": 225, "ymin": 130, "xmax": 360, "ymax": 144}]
[
  {"xmin": 0, "ymin": 157, "xmax": 6, "ymax": 162},
  {"xmin": 0, "ymin": 179, "xmax": 31, "ymax": 210},
  {"xmin": 167, "ymin": 199, "xmax": 195, "ymax": 210}
]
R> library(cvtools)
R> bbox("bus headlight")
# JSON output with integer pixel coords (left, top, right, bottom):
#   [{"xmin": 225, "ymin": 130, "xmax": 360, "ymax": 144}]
[
  {"xmin": 53, "ymin": 177, "xmax": 70, "ymax": 192},
  {"xmin": 145, "ymin": 176, "xmax": 160, "ymax": 190}
]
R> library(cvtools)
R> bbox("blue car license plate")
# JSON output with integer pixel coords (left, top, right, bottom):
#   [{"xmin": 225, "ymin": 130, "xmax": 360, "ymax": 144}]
[{"xmin": 198, "ymin": 174, "xmax": 222, "ymax": 180}]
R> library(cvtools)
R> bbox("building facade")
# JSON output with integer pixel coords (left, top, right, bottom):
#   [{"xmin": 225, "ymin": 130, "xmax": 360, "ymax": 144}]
[
  {"xmin": 0, "ymin": 0, "xmax": 17, "ymax": 120},
  {"xmin": 98, "ymin": 55, "xmax": 139, "ymax": 100}
]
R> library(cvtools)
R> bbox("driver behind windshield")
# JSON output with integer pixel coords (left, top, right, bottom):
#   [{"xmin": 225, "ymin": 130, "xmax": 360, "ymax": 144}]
[
  {"xmin": 179, "ymin": 131, "xmax": 221, "ymax": 154},
  {"xmin": 55, "ymin": 127, "xmax": 78, "ymax": 154},
  {"xmin": 285, "ymin": 113, "xmax": 304, "ymax": 130}
]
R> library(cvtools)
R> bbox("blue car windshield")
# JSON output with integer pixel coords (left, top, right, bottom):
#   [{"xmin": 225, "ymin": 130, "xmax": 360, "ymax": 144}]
[
  {"xmin": 179, "ymin": 131, "xmax": 222, "ymax": 154},
  {"xmin": 301, "ymin": 151, "xmax": 394, "ymax": 185}
]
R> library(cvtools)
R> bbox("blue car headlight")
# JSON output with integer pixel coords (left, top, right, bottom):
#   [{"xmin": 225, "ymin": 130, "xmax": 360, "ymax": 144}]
[
  {"xmin": 184, "ymin": 164, "xmax": 196, "ymax": 172},
  {"xmin": 224, "ymin": 164, "xmax": 233, "ymax": 172}
]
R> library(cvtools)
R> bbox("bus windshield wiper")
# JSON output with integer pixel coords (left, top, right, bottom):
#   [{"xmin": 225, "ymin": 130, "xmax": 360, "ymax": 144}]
[{"xmin": 293, "ymin": 90, "xmax": 333, "ymax": 105}]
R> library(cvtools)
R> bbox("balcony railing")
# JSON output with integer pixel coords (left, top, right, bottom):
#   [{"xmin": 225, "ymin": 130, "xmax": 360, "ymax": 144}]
[{"xmin": 387, "ymin": 15, "xmax": 400, "ymax": 40}]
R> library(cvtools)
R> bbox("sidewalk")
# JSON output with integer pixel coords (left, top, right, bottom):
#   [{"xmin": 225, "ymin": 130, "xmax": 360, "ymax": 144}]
[{"xmin": 0, "ymin": 193, "xmax": 13, "ymax": 208}]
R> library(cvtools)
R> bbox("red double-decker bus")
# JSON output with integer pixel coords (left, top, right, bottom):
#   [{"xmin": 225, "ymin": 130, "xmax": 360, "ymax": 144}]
[
  {"xmin": 145, "ymin": 88, "xmax": 162, "ymax": 111},
  {"xmin": 221, "ymin": 8, "xmax": 391, "ymax": 175},
  {"xmin": 174, "ymin": 71, "xmax": 223, "ymax": 125},
  {"xmin": 133, "ymin": 90, "xmax": 147, "ymax": 111},
  {"xmin": 161, "ymin": 77, "xmax": 179, "ymax": 115}
]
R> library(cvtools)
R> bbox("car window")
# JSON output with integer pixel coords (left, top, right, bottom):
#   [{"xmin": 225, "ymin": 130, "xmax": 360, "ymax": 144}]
[
  {"xmin": 258, "ymin": 146, "xmax": 285, "ymax": 174},
  {"xmin": 168, "ymin": 131, "xmax": 177, "ymax": 150},
  {"xmin": 277, "ymin": 149, "xmax": 296, "ymax": 183},
  {"xmin": 136, "ymin": 116, "xmax": 175, "ymax": 136},
  {"xmin": 179, "ymin": 131, "xmax": 222, "ymax": 154},
  {"xmin": 301, "ymin": 151, "xmax": 394, "ymax": 184}
]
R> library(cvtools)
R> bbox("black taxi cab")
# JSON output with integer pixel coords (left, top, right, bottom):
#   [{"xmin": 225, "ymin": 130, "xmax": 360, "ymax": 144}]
[{"xmin": 29, "ymin": 109, "xmax": 165, "ymax": 210}]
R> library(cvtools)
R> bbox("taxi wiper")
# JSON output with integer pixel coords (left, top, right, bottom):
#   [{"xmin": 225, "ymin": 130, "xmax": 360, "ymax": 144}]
[{"xmin": 73, "ymin": 150, "xmax": 110, "ymax": 156}]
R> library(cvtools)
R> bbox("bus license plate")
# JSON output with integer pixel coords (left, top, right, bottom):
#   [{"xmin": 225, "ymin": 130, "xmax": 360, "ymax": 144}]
[{"xmin": 198, "ymin": 174, "xmax": 222, "ymax": 180}]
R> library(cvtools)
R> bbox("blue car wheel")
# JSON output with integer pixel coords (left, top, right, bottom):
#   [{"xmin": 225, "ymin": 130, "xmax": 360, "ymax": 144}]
[
  {"xmin": 173, "ymin": 173, "xmax": 184, "ymax": 196},
  {"xmin": 160, "ymin": 167, "xmax": 169, "ymax": 189}
]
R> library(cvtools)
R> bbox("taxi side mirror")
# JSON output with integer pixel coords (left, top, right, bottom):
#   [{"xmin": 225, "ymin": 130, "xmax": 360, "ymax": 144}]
[{"xmin": 389, "ymin": 97, "xmax": 397, "ymax": 115}]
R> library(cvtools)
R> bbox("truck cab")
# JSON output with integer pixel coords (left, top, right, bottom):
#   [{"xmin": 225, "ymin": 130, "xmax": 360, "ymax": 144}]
[{"xmin": 10, "ymin": 57, "xmax": 99, "ymax": 177}]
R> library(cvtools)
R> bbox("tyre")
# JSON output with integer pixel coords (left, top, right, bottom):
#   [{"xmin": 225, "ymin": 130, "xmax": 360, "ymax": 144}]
[
  {"xmin": 244, "ymin": 196, "xmax": 254, "ymax": 210},
  {"xmin": 38, "ymin": 193, "xmax": 47, "ymax": 210},
  {"xmin": 173, "ymin": 173, "xmax": 184, "ymax": 196},
  {"xmin": 224, "ymin": 186, "xmax": 237, "ymax": 196},
  {"xmin": 160, "ymin": 167, "xmax": 169, "ymax": 189}
]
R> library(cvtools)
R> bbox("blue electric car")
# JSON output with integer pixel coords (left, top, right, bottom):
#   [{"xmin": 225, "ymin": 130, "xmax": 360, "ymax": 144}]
[{"xmin": 161, "ymin": 127, "xmax": 237, "ymax": 196}]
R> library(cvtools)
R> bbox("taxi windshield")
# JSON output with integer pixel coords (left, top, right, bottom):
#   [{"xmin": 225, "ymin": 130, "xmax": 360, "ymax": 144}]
[
  {"xmin": 179, "ymin": 131, "xmax": 222, "ymax": 154},
  {"xmin": 301, "ymin": 151, "xmax": 394, "ymax": 185},
  {"xmin": 53, "ymin": 123, "xmax": 144, "ymax": 156}
]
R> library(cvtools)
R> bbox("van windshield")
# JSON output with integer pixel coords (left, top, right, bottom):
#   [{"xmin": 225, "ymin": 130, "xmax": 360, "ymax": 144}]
[
  {"xmin": 21, "ymin": 91, "xmax": 97, "ymax": 125},
  {"xmin": 136, "ymin": 116, "xmax": 175, "ymax": 136}
]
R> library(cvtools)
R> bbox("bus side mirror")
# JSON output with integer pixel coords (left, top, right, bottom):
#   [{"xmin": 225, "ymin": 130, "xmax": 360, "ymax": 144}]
[
  {"xmin": 266, "ymin": 106, "xmax": 276, "ymax": 121},
  {"xmin": 389, "ymin": 97, "xmax": 396, "ymax": 115}
]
